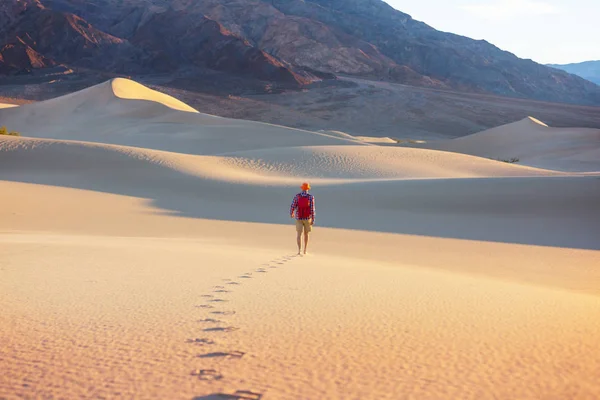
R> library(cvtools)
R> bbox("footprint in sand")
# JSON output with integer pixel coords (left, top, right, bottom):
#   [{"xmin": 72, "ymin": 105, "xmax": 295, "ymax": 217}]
[
  {"xmin": 191, "ymin": 369, "xmax": 223, "ymax": 381},
  {"xmin": 239, "ymin": 275, "xmax": 252, "ymax": 279},
  {"xmin": 198, "ymin": 318, "xmax": 222, "ymax": 323},
  {"xmin": 198, "ymin": 351, "xmax": 245, "ymax": 359},
  {"xmin": 195, "ymin": 304, "xmax": 215, "ymax": 309},
  {"xmin": 211, "ymin": 311, "xmax": 236, "ymax": 316},
  {"xmin": 186, "ymin": 338, "xmax": 216, "ymax": 346},
  {"xmin": 214, "ymin": 289, "xmax": 231, "ymax": 293},
  {"xmin": 233, "ymin": 390, "xmax": 263, "ymax": 400},
  {"xmin": 201, "ymin": 295, "xmax": 214, "ymax": 298},
  {"xmin": 201, "ymin": 390, "xmax": 263, "ymax": 399},
  {"xmin": 208, "ymin": 298, "xmax": 228, "ymax": 303},
  {"xmin": 227, "ymin": 282, "xmax": 241, "ymax": 285},
  {"xmin": 203, "ymin": 326, "xmax": 240, "ymax": 332},
  {"xmin": 255, "ymin": 268, "xmax": 267, "ymax": 273}
]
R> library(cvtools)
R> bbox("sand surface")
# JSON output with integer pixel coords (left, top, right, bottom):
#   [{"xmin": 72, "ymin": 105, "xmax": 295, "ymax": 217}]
[{"xmin": 1, "ymin": 79, "xmax": 599, "ymax": 399}]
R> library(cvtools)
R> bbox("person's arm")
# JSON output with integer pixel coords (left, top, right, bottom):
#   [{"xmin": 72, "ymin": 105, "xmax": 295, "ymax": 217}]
[
  {"xmin": 310, "ymin": 195, "xmax": 316, "ymax": 225},
  {"xmin": 290, "ymin": 195, "xmax": 298, "ymax": 218}
]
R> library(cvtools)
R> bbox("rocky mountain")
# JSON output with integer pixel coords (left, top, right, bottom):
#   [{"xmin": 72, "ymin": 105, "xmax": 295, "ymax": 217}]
[
  {"xmin": 0, "ymin": 0, "xmax": 142, "ymax": 73},
  {"xmin": 1, "ymin": 0, "xmax": 599, "ymax": 105},
  {"xmin": 0, "ymin": 0, "xmax": 310, "ymax": 87},
  {"xmin": 548, "ymin": 61, "xmax": 600, "ymax": 85}
]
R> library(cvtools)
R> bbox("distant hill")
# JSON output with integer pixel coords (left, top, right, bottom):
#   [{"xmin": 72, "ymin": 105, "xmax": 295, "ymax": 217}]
[{"xmin": 547, "ymin": 61, "xmax": 600, "ymax": 85}]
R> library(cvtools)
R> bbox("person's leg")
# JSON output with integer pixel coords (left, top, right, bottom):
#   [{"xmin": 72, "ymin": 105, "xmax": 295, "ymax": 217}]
[
  {"xmin": 303, "ymin": 231, "xmax": 310, "ymax": 254},
  {"xmin": 303, "ymin": 220, "xmax": 311, "ymax": 254},
  {"xmin": 295, "ymin": 220, "xmax": 302, "ymax": 254}
]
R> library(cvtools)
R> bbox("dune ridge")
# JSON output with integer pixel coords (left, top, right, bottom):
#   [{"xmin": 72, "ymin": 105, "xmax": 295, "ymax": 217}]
[{"xmin": 110, "ymin": 78, "xmax": 199, "ymax": 113}]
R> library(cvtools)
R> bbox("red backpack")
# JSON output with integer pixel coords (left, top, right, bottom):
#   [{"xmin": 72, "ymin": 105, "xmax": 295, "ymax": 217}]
[{"xmin": 297, "ymin": 195, "xmax": 311, "ymax": 219}]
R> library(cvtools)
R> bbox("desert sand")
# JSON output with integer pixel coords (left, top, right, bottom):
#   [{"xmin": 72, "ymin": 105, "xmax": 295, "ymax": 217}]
[{"xmin": 1, "ymin": 79, "xmax": 599, "ymax": 399}]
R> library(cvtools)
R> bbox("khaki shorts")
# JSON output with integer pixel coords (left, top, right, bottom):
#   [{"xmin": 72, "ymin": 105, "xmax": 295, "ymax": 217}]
[{"xmin": 296, "ymin": 219, "xmax": 313, "ymax": 233}]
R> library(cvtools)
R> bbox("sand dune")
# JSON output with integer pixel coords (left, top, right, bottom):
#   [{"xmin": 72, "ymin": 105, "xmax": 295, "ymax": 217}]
[
  {"xmin": 423, "ymin": 117, "xmax": 600, "ymax": 172},
  {"xmin": 220, "ymin": 145, "xmax": 563, "ymax": 179},
  {"xmin": 0, "ymin": 133, "xmax": 543, "ymax": 184},
  {"xmin": 0, "ymin": 79, "xmax": 361, "ymax": 155},
  {"xmin": 2, "ymin": 135, "xmax": 596, "ymax": 251},
  {"xmin": 323, "ymin": 131, "xmax": 399, "ymax": 144},
  {"xmin": 1, "ymin": 79, "xmax": 600, "ymax": 399},
  {"xmin": 354, "ymin": 135, "xmax": 398, "ymax": 144},
  {"xmin": 0, "ymin": 136, "xmax": 562, "ymax": 183}
]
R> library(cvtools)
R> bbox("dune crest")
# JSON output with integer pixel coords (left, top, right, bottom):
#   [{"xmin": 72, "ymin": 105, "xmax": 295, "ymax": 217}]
[
  {"xmin": 110, "ymin": 78, "xmax": 198, "ymax": 113},
  {"xmin": 526, "ymin": 116, "xmax": 548, "ymax": 127},
  {"xmin": 354, "ymin": 136, "xmax": 398, "ymax": 144}
]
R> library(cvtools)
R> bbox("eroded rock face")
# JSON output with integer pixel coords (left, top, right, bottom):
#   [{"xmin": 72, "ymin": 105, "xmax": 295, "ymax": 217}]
[
  {"xmin": 129, "ymin": 10, "xmax": 307, "ymax": 84},
  {"xmin": 0, "ymin": 38, "xmax": 56, "ymax": 75},
  {"xmin": 0, "ymin": 0, "xmax": 144, "ymax": 73},
  {"xmin": 1, "ymin": 0, "xmax": 599, "ymax": 104},
  {"xmin": 0, "ymin": 0, "xmax": 309, "ymax": 87}
]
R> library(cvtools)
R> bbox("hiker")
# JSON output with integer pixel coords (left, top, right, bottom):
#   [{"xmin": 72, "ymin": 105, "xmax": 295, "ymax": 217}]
[{"xmin": 290, "ymin": 182, "xmax": 316, "ymax": 255}]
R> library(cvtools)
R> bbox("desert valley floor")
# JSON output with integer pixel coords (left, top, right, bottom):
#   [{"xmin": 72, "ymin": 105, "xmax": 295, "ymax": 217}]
[{"xmin": 1, "ymin": 79, "xmax": 599, "ymax": 399}]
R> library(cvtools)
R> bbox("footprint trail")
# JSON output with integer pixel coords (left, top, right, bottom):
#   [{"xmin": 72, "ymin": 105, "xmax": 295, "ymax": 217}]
[{"xmin": 188, "ymin": 254, "xmax": 298, "ymax": 397}]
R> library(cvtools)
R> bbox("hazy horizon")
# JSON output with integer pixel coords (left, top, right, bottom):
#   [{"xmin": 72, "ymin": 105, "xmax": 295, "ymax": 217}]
[{"xmin": 385, "ymin": 0, "xmax": 600, "ymax": 65}]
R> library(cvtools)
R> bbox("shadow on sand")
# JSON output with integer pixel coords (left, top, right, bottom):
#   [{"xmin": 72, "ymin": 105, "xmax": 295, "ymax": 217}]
[
  {"xmin": 193, "ymin": 390, "xmax": 262, "ymax": 399},
  {"xmin": 1, "ymin": 144, "xmax": 599, "ymax": 250}
]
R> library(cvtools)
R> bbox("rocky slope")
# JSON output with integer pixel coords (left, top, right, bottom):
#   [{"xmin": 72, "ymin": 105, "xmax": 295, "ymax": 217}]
[
  {"xmin": 0, "ymin": 0, "xmax": 308, "ymax": 87},
  {"xmin": 0, "ymin": 37, "xmax": 56, "ymax": 75},
  {"xmin": 548, "ymin": 61, "xmax": 600, "ymax": 85},
  {"xmin": 1, "ymin": 0, "xmax": 599, "ymax": 104}
]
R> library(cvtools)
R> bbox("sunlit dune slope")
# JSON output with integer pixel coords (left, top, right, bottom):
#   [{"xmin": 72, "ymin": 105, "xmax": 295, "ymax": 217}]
[
  {"xmin": 424, "ymin": 117, "xmax": 600, "ymax": 172},
  {"xmin": 0, "ymin": 136, "xmax": 562, "ymax": 185}
]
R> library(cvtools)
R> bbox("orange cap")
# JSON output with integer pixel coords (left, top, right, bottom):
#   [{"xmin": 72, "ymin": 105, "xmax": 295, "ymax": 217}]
[{"xmin": 301, "ymin": 182, "xmax": 311, "ymax": 191}]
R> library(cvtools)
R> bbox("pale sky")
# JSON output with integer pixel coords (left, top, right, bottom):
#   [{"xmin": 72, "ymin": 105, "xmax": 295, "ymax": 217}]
[{"xmin": 384, "ymin": 0, "xmax": 600, "ymax": 64}]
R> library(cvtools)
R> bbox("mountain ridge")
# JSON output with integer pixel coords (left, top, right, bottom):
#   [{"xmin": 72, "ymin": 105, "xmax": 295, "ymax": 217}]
[
  {"xmin": 548, "ymin": 61, "xmax": 600, "ymax": 85},
  {"xmin": 0, "ymin": 0, "xmax": 599, "ymax": 105}
]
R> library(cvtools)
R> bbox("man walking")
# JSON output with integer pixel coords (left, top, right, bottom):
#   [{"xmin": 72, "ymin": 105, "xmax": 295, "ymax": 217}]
[{"xmin": 290, "ymin": 182, "xmax": 316, "ymax": 255}]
